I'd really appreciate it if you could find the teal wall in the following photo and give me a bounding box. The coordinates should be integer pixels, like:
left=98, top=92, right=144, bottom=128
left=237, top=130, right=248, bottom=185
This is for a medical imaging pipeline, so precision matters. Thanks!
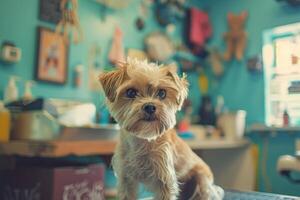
left=2, top=0, right=300, bottom=119
left=200, top=0, right=300, bottom=196
left=201, top=0, right=300, bottom=125
left=1, top=0, right=300, bottom=197
left=0, top=0, right=189, bottom=108
left=249, top=132, right=300, bottom=196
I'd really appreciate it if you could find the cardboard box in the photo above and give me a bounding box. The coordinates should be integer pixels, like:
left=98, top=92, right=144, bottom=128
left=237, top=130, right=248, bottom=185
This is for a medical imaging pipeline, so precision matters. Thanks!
left=0, top=164, right=105, bottom=200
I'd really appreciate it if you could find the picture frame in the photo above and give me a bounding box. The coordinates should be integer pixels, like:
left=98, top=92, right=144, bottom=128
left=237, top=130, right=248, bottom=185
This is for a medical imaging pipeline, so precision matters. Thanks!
left=35, top=27, right=68, bottom=84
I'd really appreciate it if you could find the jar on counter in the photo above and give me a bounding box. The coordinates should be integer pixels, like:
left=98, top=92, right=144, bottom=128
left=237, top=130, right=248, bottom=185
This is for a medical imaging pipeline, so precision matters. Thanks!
left=283, top=109, right=290, bottom=127
left=0, top=101, right=10, bottom=142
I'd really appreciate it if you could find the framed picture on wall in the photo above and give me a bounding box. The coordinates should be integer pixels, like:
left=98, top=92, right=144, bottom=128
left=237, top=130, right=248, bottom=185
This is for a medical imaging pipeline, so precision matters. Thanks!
left=35, top=27, right=68, bottom=84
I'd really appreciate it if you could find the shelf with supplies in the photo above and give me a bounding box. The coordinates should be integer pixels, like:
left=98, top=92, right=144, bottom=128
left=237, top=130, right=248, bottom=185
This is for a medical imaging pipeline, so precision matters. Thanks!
left=0, top=138, right=251, bottom=158
left=247, top=124, right=300, bottom=133
left=185, top=138, right=250, bottom=150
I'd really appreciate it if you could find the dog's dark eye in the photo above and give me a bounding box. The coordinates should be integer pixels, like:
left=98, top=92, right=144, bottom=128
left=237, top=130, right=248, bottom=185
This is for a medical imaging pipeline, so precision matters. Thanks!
left=126, top=88, right=138, bottom=98
left=157, top=89, right=166, bottom=100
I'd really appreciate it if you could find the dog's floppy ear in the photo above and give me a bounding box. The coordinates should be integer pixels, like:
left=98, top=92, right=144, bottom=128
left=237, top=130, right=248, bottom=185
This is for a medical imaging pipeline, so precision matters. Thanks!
left=99, top=66, right=127, bottom=102
left=162, top=64, right=189, bottom=110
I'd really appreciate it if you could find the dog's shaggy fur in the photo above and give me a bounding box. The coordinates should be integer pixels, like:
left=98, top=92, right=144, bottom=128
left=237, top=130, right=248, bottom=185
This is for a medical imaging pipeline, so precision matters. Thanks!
left=99, top=59, right=224, bottom=200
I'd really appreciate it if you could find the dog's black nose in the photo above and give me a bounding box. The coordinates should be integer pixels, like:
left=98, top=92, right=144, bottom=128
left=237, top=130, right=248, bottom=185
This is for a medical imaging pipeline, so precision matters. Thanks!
left=143, top=103, right=156, bottom=114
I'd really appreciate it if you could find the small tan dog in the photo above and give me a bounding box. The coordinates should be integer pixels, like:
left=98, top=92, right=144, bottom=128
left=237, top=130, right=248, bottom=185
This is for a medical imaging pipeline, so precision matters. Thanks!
left=99, top=59, right=224, bottom=200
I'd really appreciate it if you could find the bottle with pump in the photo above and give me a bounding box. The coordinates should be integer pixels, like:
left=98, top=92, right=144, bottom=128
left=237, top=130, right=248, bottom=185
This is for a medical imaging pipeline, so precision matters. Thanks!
left=4, top=76, right=19, bottom=103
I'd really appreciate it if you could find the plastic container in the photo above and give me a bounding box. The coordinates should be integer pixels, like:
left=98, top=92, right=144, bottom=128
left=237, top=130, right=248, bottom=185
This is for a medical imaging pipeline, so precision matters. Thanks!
left=217, top=110, right=247, bottom=140
left=4, top=76, right=19, bottom=103
left=0, top=101, right=11, bottom=142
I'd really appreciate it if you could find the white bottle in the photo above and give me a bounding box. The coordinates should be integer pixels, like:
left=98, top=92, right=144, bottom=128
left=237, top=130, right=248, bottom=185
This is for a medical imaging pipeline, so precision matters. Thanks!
left=4, top=76, right=19, bottom=103
left=215, top=95, right=225, bottom=116
left=23, top=80, right=35, bottom=100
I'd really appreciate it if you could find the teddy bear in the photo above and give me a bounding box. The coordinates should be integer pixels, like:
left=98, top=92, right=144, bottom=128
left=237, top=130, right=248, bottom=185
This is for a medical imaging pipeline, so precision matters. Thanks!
left=223, top=11, right=248, bottom=61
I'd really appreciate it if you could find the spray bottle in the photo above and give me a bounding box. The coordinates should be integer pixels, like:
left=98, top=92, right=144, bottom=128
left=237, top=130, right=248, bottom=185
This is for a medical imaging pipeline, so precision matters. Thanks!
left=4, top=76, right=19, bottom=103
left=23, top=80, right=35, bottom=100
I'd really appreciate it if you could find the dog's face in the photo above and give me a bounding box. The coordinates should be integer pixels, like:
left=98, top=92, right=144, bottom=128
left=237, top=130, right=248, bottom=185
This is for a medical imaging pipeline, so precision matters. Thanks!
left=99, top=59, right=188, bottom=140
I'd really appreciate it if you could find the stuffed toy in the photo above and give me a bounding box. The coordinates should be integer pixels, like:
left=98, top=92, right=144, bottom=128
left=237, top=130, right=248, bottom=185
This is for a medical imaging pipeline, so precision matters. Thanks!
left=223, top=11, right=248, bottom=61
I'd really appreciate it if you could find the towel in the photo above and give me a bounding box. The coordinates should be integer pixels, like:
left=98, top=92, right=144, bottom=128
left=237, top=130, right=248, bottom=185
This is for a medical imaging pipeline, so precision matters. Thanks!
left=189, top=8, right=212, bottom=47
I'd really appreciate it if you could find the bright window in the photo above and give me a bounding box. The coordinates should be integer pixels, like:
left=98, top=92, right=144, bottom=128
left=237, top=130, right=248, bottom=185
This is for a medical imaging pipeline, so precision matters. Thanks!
left=263, top=23, right=300, bottom=126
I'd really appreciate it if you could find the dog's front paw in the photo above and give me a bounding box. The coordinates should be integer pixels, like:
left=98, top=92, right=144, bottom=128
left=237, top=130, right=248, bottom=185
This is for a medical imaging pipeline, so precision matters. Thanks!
left=199, top=185, right=224, bottom=200
left=191, top=184, right=224, bottom=200
left=207, top=184, right=224, bottom=200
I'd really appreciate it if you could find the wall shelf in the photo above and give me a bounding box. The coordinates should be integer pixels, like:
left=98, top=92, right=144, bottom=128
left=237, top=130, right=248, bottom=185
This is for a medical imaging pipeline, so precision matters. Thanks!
left=248, top=124, right=300, bottom=133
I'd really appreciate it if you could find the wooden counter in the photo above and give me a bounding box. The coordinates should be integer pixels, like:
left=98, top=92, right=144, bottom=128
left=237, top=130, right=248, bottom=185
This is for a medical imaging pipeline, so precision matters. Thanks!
left=0, top=138, right=254, bottom=190
left=0, top=138, right=250, bottom=157
left=0, top=140, right=117, bottom=157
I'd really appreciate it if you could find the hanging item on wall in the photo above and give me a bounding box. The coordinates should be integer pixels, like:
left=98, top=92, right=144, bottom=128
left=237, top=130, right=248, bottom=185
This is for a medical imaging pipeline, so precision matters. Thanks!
left=247, top=55, right=262, bottom=72
left=155, top=0, right=185, bottom=26
left=223, top=11, right=248, bottom=61
left=73, top=64, right=83, bottom=87
left=36, top=27, right=68, bottom=84
left=88, top=44, right=103, bottom=91
left=134, top=0, right=153, bottom=31
left=95, top=0, right=132, bottom=9
left=179, top=59, right=194, bottom=72
left=0, top=41, right=22, bottom=64
left=208, top=48, right=224, bottom=77
left=144, top=32, right=174, bottom=62
left=184, top=8, right=212, bottom=57
left=55, top=0, right=83, bottom=44
left=135, top=18, right=145, bottom=31
left=174, top=51, right=198, bottom=72
left=127, top=49, right=148, bottom=61
left=39, top=0, right=62, bottom=24
left=109, top=26, right=126, bottom=64
left=166, top=24, right=176, bottom=35
left=198, top=70, right=209, bottom=95
left=141, top=0, right=153, bottom=16
left=135, top=2, right=145, bottom=31
left=276, top=0, right=300, bottom=6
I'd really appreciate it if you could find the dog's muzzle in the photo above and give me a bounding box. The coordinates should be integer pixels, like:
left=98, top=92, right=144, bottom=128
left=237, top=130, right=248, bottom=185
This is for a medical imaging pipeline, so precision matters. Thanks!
left=142, top=103, right=156, bottom=121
